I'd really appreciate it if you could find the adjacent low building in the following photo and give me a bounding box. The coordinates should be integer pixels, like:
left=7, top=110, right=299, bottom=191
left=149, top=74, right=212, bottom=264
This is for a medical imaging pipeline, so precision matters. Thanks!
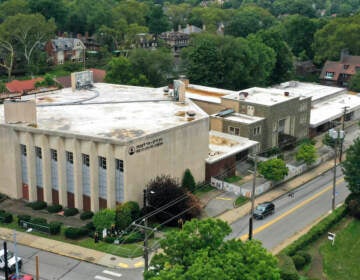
left=0, top=80, right=209, bottom=212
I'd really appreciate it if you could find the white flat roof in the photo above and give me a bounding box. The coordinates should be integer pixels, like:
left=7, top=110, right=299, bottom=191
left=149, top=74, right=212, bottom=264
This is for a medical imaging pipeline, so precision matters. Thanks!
left=224, top=113, right=264, bottom=124
left=222, top=87, right=299, bottom=106
left=0, top=83, right=208, bottom=141
left=185, top=84, right=236, bottom=104
left=273, top=81, right=346, bottom=103
left=310, top=93, right=360, bottom=127
left=206, top=130, right=258, bottom=164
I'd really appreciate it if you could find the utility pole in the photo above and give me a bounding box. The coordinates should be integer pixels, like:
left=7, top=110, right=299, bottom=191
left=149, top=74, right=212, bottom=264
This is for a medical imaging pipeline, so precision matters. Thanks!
left=332, top=142, right=337, bottom=211
left=339, top=106, right=348, bottom=162
left=248, top=153, right=257, bottom=240
left=3, top=241, right=9, bottom=280
left=143, top=189, right=149, bottom=273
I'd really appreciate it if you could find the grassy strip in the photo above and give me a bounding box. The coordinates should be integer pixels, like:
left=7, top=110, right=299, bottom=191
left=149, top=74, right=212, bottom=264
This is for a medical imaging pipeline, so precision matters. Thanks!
left=0, top=220, right=144, bottom=258
left=234, top=196, right=249, bottom=207
left=320, top=219, right=360, bottom=280
left=224, top=175, right=242, bottom=183
left=193, top=184, right=216, bottom=195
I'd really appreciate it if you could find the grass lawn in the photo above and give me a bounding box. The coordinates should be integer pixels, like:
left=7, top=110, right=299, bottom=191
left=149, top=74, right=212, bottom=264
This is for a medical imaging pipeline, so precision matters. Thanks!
left=224, top=175, right=242, bottom=183
left=320, top=218, right=360, bottom=280
left=234, top=196, right=249, bottom=207
left=193, top=184, right=216, bottom=196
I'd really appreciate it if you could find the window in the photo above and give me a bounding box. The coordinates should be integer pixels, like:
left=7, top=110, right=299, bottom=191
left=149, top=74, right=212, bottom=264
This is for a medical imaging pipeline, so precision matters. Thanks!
left=253, top=126, right=261, bottom=136
left=300, top=114, right=307, bottom=124
left=325, top=72, right=334, bottom=79
left=99, top=156, right=106, bottom=169
left=82, top=154, right=90, bottom=167
left=343, top=64, right=349, bottom=70
left=228, top=126, right=240, bottom=136
left=116, top=159, right=124, bottom=172
left=51, top=149, right=57, bottom=161
left=35, top=147, right=42, bottom=159
left=66, top=151, right=73, bottom=164
left=21, top=145, right=27, bottom=156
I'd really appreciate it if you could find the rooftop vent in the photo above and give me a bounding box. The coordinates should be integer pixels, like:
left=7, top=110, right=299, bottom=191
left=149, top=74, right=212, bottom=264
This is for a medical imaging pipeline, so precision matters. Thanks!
left=186, top=110, right=196, bottom=117
left=284, top=92, right=290, bottom=97
left=238, top=92, right=248, bottom=100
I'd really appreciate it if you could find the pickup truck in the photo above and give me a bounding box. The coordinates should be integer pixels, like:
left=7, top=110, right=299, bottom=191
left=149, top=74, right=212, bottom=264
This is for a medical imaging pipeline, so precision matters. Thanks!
left=0, top=249, right=22, bottom=273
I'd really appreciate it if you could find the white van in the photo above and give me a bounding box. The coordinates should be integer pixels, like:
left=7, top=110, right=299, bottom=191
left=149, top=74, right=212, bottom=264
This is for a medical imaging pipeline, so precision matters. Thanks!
left=0, top=249, right=22, bottom=273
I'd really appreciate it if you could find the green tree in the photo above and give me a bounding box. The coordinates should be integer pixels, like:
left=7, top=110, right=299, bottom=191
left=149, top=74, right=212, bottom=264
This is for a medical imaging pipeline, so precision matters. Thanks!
left=115, top=201, right=140, bottom=231
left=0, top=25, right=15, bottom=80
left=145, top=218, right=280, bottom=280
left=1, top=13, right=56, bottom=67
left=164, top=3, right=192, bottom=30
left=226, top=4, right=276, bottom=38
left=181, top=169, right=196, bottom=192
left=349, top=71, right=360, bottom=92
left=342, top=138, right=360, bottom=194
left=147, top=4, right=170, bottom=34
left=258, top=158, right=288, bottom=182
left=188, top=6, right=230, bottom=33
left=28, top=0, right=67, bottom=30
left=0, top=0, right=30, bottom=22
left=146, top=175, right=201, bottom=226
left=296, top=143, right=317, bottom=166
left=93, top=208, right=116, bottom=231
left=313, top=14, right=360, bottom=64
left=255, top=28, right=294, bottom=84
left=105, top=56, right=135, bottom=84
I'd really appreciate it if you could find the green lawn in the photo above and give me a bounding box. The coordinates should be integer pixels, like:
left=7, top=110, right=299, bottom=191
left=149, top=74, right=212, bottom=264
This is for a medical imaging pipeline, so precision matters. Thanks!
left=224, top=175, right=242, bottom=183
left=320, top=219, right=360, bottom=280
left=234, top=196, right=249, bottom=207
left=193, top=184, right=216, bottom=195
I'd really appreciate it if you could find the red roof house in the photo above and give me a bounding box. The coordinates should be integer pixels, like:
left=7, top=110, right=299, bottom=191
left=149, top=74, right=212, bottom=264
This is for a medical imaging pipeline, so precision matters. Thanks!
left=6, top=78, right=43, bottom=94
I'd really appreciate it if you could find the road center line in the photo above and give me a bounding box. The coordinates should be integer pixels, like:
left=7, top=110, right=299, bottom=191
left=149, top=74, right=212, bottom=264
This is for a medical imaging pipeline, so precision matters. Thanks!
left=239, top=178, right=344, bottom=240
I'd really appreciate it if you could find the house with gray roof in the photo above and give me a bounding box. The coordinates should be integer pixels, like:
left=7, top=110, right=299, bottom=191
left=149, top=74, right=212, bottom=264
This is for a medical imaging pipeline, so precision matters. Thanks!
left=45, top=37, right=86, bottom=65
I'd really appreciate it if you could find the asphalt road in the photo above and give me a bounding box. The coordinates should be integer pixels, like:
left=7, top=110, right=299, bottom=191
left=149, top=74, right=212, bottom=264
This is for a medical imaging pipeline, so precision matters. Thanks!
left=227, top=166, right=350, bottom=250
left=0, top=243, right=143, bottom=280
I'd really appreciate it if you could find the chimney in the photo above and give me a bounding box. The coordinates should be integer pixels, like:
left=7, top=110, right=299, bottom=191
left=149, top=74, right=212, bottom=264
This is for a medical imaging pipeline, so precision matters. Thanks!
left=85, top=31, right=89, bottom=39
left=173, top=80, right=186, bottom=102
left=179, top=75, right=189, bottom=87
left=340, top=49, right=349, bottom=62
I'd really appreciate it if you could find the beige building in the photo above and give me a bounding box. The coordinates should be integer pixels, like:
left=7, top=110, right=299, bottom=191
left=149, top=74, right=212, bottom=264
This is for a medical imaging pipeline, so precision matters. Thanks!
left=0, top=83, right=209, bottom=212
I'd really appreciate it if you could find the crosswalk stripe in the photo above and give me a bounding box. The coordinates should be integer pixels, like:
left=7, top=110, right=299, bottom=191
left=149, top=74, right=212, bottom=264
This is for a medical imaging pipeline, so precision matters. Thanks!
left=95, top=276, right=113, bottom=280
left=103, top=270, right=122, bottom=277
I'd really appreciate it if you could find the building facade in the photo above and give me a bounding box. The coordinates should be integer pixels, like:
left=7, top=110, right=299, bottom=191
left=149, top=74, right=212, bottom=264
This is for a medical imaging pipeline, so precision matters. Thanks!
left=0, top=83, right=209, bottom=212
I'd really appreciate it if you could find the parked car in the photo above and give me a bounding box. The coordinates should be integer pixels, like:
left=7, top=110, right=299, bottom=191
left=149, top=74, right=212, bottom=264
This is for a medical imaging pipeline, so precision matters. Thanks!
left=8, top=273, right=33, bottom=280
left=0, top=249, right=22, bottom=273
left=253, top=202, right=275, bottom=219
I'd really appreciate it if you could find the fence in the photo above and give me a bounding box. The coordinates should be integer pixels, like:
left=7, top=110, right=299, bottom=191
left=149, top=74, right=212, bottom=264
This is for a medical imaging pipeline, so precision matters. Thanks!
left=19, top=220, right=51, bottom=234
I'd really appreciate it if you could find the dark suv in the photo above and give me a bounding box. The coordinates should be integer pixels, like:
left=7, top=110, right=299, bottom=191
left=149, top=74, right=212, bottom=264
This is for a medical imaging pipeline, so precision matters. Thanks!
left=253, top=202, right=275, bottom=219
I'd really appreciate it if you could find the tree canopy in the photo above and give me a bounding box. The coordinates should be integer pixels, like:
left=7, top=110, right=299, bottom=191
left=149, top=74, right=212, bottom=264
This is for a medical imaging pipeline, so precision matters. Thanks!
left=296, top=143, right=317, bottom=166
left=258, top=158, right=289, bottom=182
left=145, top=218, right=280, bottom=280
left=342, top=138, right=360, bottom=194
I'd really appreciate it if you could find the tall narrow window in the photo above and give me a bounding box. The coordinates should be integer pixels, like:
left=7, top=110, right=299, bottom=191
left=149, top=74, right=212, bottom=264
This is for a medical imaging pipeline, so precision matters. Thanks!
left=115, top=159, right=124, bottom=203
left=82, top=154, right=90, bottom=196
left=20, top=145, right=28, bottom=184
left=51, top=149, right=58, bottom=190
left=66, top=151, right=74, bottom=193
left=98, top=156, right=107, bottom=199
left=35, top=147, right=43, bottom=188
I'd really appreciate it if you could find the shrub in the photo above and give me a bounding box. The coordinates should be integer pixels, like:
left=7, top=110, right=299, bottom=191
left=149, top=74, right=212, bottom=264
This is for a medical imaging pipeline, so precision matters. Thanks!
left=47, top=204, right=63, bottom=213
left=0, top=212, right=13, bottom=223
left=104, top=236, right=116, bottom=244
left=17, top=214, right=31, bottom=226
left=292, top=254, right=306, bottom=270
left=297, top=251, right=311, bottom=264
left=29, top=201, right=47, bottom=210
left=64, top=227, right=89, bottom=239
left=345, top=193, right=360, bottom=219
left=80, top=211, right=94, bottom=220
left=93, top=209, right=115, bottom=230
left=278, top=254, right=299, bottom=280
left=49, top=222, right=62, bottom=235
left=31, top=217, right=47, bottom=225
left=64, top=208, right=79, bottom=217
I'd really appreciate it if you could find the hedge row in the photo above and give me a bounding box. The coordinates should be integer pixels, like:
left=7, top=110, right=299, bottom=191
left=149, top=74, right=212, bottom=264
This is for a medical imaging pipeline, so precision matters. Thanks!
left=278, top=254, right=299, bottom=280
left=47, top=204, right=63, bottom=213
left=80, top=211, right=94, bottom=220
left=282, top=206, right=347, bottom=256
left=64, top=226, right=89, bottom=239
left=26, top=201, right=47, bottom=210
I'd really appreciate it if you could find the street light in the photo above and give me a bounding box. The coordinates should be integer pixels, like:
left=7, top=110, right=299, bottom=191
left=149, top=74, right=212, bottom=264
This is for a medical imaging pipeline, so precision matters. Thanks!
left=328, top=128, right=345, bottom=211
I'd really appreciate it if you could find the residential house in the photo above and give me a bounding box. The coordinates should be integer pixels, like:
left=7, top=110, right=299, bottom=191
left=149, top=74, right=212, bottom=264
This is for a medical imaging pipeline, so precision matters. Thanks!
left=320, top=50, right=360, bottom=87
left=45, top=37, right=86, bottom=65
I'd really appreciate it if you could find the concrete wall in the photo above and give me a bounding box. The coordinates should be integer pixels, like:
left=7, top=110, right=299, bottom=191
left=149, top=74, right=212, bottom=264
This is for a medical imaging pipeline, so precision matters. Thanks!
left=205, top=155, right=236, bottom=182
left=4, top=100, right=37, bottom=124
left=191, top=99, right=225, bottom=115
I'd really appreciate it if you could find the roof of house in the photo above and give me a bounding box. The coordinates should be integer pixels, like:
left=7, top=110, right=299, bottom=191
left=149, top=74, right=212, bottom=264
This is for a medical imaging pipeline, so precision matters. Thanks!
left=0, top=83, right=208, bottom=142
left=6, top=78, right=43, bottom=93
left=51, top=38, right=85, bottom=51
left=181, top=25, right=202, bottom=34
left=320, top=55, right=360, bottom=80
